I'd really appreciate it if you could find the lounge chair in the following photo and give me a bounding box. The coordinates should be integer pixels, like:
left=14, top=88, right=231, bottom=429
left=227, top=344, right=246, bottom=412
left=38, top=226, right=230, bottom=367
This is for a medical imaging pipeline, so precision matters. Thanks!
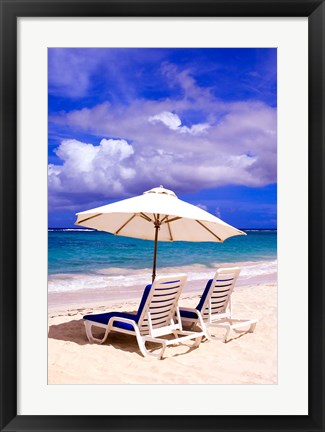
left=179, top=267, right=257, bottom=342
left=83, top=274, right=204, bottom=359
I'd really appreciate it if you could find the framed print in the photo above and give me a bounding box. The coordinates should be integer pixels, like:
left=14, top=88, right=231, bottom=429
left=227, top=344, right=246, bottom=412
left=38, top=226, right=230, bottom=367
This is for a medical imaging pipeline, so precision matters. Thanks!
left=0, top=0, right=324, bottom=431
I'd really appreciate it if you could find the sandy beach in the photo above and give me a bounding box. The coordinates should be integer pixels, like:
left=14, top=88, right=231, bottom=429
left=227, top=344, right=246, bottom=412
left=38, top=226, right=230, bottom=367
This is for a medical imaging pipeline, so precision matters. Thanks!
left=48, top=279, right=277, bottom=385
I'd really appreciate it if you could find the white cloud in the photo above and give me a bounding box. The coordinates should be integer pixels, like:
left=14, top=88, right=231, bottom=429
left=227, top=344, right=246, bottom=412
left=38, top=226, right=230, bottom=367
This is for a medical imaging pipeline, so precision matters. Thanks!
left=228, top=154, right=258, bottom=169
left=49, top=68, right=276, bottom=209
left=149, top=111, right=181, bottom=130
left=149, top=111, right=210, bottom=135
left=48, top=49, right=105, bottom=98
left=179, top=123, right=210, bottom=135
left=49, top=138, right=135, bottom=208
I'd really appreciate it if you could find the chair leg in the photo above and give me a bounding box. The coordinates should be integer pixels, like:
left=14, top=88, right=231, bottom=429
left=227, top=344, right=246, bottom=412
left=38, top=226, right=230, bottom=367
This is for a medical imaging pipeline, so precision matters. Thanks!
left=84, top=321, right=101, bottom=343
left=133, top=327, right=150, bottom=357
left=249, top=322, right=257, bottom=333
left=192, top=335, right=203, bottom=348
left=196, top=314, right=211, bottom=341
left=223, top=327, right=231, bottom=343
left=84, top=321, right=93, bottom=341
left=140, top=337, right=168, bottom=359
left=202, top=327, right=213, bottom=341
left=137, top=338, right=150, bottom=358
left=84, top=321, right=110, bottom=344
left=158, top=343, right=167, bottom=360
left=224, top=320, right=257, bottom=342
left=134, top=328, right=167, bottom=359
left=232, top=320, right=257, bottom=334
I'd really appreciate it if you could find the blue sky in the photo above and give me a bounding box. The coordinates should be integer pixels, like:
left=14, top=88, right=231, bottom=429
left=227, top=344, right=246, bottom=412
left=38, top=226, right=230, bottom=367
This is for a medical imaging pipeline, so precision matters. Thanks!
left=48, top=48, right=277, bottom=229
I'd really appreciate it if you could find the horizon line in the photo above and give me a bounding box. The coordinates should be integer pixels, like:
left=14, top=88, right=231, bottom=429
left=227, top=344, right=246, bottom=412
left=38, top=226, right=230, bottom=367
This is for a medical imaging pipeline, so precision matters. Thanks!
left=48, top=227, right=277, bottom=231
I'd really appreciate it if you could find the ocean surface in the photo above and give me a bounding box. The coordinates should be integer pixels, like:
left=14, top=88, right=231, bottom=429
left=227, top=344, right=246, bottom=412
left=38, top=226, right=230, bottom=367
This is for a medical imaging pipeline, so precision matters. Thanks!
left=48, top=229, right=277, bottom=293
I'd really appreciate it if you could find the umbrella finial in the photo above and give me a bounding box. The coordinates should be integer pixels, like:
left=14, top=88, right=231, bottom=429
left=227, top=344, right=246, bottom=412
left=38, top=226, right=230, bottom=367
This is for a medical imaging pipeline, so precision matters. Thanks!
left=144, top=186, right=177, bottom=197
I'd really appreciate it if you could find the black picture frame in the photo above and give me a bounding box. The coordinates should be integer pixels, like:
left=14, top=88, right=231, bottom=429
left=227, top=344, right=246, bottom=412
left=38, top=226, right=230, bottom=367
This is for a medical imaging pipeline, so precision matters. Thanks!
left=1, top=1, right=324, bottom=431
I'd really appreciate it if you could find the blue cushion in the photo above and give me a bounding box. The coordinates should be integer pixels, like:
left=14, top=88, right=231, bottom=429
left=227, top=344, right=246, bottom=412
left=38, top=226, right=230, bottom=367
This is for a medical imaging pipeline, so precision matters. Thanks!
left=181, top=277, right=234, bottom=318
left=136, top=284, right=152, bottom=320
left=83, top=311, right=137, bottom=331
left=179, top=309, right=200, bottom=319
left=179, top=279, right=213, bottom=319
left=196, top=279, right=213, bottom=311
left=83, top=284, right=153, bottom=331
left=178, top=280, right=213, bottom=320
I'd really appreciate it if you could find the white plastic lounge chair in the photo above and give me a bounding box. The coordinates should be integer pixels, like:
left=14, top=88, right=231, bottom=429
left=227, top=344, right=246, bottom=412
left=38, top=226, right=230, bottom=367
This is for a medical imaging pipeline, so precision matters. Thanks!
left=83, top=274, right=204, bottom=359
left=179, top=267, right=257, bottom=342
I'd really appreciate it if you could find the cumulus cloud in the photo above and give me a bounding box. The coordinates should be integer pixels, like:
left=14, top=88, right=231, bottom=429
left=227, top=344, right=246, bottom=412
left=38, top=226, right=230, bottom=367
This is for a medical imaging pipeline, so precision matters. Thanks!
left=149, top=111, right=210, bottom=135
left=49, top=138, right=135, bottom=208
left=49, top=63, right=276, bottom=210
left=149, top=111, right=181, bottom=130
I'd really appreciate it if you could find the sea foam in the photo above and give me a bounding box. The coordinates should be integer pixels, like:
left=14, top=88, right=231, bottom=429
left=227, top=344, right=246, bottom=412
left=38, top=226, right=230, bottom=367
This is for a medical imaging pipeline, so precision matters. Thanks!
left=48, top=259, right=277, bottom=293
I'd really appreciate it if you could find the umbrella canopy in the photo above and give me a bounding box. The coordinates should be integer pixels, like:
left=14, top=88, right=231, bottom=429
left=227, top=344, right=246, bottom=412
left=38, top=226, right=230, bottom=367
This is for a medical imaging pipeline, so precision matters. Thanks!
left=75, top=186, right=246, bottom=281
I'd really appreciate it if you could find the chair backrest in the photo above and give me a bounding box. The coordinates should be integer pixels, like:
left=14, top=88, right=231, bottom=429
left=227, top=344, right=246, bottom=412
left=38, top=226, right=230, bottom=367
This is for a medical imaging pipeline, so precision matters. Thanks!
left=137, top=274, right=187, bottom=336
left=198, top=267, right=240, bottom=321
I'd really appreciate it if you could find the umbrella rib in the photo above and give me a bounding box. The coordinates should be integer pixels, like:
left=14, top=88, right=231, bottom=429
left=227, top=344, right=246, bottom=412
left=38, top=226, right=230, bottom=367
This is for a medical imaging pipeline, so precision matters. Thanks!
left=76, top=213, right=102, bottom=224
left=166, top=218, right=173, bottom=241
left=195, top=220, right=223, bottom=242
left=162, top=216, right=182, bottom=224
left=115, top=213, right=137, bottom=235
left=160, top=215, right=169, bottom=224
left=140, top=212, right=153, bottom=222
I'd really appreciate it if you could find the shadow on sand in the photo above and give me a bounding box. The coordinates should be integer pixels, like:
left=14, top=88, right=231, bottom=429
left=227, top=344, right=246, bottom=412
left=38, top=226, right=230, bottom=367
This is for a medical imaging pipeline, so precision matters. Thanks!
left=48, top=318, right=206, bottom=358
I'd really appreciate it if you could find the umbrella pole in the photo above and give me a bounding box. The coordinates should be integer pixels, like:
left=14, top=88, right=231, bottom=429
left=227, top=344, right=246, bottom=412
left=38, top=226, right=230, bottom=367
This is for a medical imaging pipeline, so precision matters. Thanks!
left=152, top=224, right=159, bottom=283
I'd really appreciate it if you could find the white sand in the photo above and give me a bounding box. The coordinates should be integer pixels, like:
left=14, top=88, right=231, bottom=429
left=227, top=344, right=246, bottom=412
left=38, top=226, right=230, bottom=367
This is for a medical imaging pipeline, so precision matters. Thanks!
left=48, top=282, right=277, bottom=384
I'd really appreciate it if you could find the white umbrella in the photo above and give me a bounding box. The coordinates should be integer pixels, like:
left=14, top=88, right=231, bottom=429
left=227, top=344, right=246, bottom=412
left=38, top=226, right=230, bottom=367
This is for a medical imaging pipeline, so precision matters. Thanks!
left=75, top=186, right=246, bottom=281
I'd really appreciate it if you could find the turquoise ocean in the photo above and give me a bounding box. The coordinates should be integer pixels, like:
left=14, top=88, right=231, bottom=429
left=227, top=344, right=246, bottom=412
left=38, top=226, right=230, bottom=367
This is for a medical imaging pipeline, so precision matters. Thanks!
left=48, top=229, right=277, bottom=293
